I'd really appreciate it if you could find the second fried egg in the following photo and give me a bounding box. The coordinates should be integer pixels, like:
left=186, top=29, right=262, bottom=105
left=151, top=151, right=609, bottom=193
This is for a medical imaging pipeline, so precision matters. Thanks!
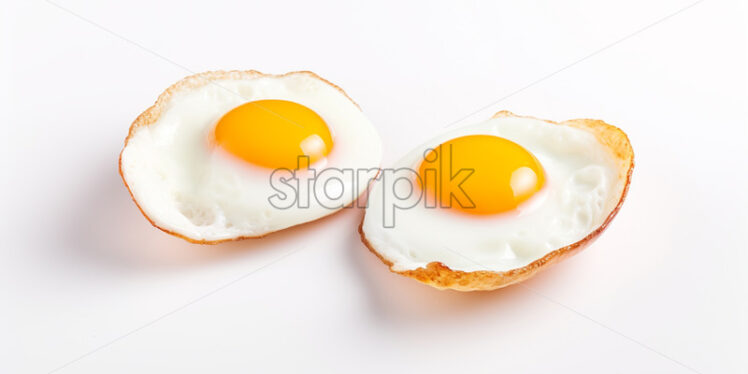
left=362, top=112, right=628, bottom=274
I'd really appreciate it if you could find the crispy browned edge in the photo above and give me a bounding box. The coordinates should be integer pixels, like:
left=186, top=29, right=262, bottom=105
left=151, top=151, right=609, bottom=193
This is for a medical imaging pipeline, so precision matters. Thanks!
left=358, top=110, right=635, bottom=291
left=119, top=70, right=365, bottom=244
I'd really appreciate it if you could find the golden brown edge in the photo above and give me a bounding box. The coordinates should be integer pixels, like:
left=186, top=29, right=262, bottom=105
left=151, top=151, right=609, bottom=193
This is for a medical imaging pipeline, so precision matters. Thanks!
left=358, top=110, right=635, bottom=291
left=119, top=70, right=365, bottom=244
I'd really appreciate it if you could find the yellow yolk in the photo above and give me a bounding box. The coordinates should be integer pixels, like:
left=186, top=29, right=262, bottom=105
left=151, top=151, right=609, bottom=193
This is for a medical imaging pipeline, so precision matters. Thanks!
left=213, top=99, right=333, bottom=169
left=418, top=135, right=545, bottom=215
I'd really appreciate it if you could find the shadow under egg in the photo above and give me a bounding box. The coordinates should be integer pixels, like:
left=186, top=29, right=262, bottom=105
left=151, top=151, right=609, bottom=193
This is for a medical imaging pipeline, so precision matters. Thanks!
left=344, top=204, right=595, bottom=329
left=58, top=156, right=341, bottom=273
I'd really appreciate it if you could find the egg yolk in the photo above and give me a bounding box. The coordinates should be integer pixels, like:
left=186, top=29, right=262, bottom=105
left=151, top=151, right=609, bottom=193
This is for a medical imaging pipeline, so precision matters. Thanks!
left=418, top=135, right=545, bottom=215
left=213, top=100, right=333, bottom=169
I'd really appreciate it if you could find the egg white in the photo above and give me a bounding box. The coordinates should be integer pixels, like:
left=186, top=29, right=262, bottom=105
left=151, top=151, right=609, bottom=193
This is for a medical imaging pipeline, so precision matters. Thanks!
left=362, top=115, right=623, bottom=272
left=121, top=72, right=382, bottom=241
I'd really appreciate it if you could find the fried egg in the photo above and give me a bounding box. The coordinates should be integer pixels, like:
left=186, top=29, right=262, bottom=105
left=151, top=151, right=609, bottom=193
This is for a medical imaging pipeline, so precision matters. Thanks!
left=120, top=70, right=382, bottom=243
left=360, top=111, right=633, bottom=291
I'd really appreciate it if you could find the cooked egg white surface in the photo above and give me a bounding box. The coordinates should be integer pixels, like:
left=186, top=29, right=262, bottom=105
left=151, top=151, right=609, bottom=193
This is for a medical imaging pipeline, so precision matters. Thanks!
left=121, top=73, right=381, bottom=241
left=362, top=116, right=622, bottom=272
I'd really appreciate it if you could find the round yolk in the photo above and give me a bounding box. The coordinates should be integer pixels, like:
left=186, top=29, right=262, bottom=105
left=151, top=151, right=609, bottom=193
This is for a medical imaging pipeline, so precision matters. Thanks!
left=418, top=135, right=545, bottom=215
left=213, top=99, right=334, bottom=169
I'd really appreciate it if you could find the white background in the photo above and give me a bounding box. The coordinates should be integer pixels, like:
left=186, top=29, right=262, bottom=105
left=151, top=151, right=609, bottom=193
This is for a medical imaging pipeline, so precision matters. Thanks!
left=2, top=0, right=746, bottom=373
